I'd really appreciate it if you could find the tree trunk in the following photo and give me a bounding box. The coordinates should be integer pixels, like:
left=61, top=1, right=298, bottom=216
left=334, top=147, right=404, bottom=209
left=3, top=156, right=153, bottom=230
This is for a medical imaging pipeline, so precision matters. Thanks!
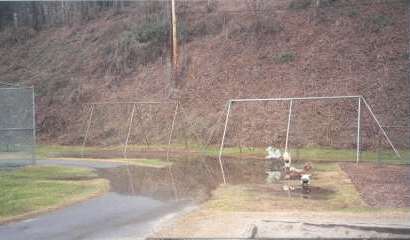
left=31, top=1, right=40, bottom=30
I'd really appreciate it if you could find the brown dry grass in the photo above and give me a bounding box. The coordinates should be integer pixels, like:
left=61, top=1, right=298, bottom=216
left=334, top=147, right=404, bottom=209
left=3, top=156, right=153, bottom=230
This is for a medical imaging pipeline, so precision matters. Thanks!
left=0, top=0, right=408, bottom=148
left=204, top=163, right=366, bottom=212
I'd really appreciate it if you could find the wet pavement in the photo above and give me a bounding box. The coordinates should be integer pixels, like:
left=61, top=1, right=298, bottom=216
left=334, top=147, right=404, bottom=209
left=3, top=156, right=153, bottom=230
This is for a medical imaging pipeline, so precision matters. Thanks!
left=0, top=193, right=189, bottom=240
left=0, top=157, right=231, bottom=240
left=5, top=156, right=408, bottom=239
left=0, top=157, right=297, bottom=239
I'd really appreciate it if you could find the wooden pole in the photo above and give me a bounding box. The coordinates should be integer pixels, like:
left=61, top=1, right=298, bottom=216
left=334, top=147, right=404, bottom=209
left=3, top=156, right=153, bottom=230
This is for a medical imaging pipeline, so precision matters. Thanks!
left=171, top=0, right=178, bottom=72
left=356, top=98, right=361, bottom=164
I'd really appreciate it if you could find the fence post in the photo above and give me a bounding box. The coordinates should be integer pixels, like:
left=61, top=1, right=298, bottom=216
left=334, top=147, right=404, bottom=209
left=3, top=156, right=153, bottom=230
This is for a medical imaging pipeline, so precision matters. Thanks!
left=32, top=87, right=36, bottom=165
left=356, top=97, right=361, bottom=164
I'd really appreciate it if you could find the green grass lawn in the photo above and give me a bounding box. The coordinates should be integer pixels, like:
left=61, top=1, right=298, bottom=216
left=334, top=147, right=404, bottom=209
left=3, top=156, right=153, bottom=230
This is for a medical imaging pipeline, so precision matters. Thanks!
left=50, top=157, right=171, bottom=168
left=208, top=146, right=410, bottom=164
left=0, top=166, right=109, bottom=223
left=36, top=143, right=205, bottom=158
left=36, top=144, right=410, bottom=165
left=36, top=145, right=93, bottom=159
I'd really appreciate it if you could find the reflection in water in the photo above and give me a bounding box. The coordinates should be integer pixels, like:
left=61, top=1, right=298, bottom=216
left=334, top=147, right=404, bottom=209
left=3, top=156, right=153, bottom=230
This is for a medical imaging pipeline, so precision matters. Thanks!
left=97, top=157, right=269, bottom=202
left=98, top=157, right=331, bottom=203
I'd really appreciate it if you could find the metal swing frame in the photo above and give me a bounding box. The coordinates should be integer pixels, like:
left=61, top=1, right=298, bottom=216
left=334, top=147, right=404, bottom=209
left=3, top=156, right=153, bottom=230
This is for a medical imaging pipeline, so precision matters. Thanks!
left=217, top=95, right=401, bottom=184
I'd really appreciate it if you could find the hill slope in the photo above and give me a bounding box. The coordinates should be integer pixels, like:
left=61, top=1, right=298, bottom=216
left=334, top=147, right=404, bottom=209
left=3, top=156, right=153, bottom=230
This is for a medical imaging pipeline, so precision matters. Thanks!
left=0, top=0, right=409, bottom=149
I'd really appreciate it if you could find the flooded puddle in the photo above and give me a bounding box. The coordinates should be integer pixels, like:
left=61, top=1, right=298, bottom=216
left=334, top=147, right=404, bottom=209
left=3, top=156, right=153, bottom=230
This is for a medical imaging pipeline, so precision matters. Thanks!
left=247, top=184, right=335, bottom=200
left=97, top=157, right=329, bottom=202
left=0, top=157, right=340, bottom=240
left=97, top=157, right=226, bottom=202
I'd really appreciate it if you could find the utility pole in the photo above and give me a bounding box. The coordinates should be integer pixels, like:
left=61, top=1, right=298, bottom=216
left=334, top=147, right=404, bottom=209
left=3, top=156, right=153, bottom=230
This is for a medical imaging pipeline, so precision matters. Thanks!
left=169, top=0, right=180, bottom=99
left=171, top=0, right=178, bottom=74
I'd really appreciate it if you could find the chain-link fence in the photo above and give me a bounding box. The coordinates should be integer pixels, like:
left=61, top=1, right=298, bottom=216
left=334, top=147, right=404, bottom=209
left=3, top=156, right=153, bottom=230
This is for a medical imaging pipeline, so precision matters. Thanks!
left=0, top=87, right=35, bottom=166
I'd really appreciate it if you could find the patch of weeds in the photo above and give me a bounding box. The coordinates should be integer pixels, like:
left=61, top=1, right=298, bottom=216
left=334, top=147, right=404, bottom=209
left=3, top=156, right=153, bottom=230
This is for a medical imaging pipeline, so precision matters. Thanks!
left=367, top=15, right=393, bottom=32
left=289, top=0, right=311, bottom=10
left=100, top=128, right=116, bottom=139
left=228, top=17, right=282, bottom=40
left=104, top=20, right=168, bottom=75
left=179, top=16, right=223, bottom=42
left=51, top=78, right=70, bottom=92
left=117, top=21, right=168, bottom=47
left=131, top=22, right=168, bottom=44
left=317, top=0, right=339, bottom=8
left=0, top=144, right=20, bottom=152
left=401, top=52, right=409, bottom=60
left=274, top=52, right=296, bottom=64
left=180, top=21, right=207, bottom=41
left=347, top=9, right=358, bottom=18
left=253, top=18, right=283, bottom=35
left=206, top=0, right=218, bottom=13
left=35, top=80, right=49, bottom=97
left=0, top=27, right=36, bottom=47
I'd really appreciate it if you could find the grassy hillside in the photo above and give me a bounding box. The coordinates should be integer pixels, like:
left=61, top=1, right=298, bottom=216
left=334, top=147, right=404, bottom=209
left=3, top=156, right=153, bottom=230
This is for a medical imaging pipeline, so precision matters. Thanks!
left=0, top=0, right=408, bottom=150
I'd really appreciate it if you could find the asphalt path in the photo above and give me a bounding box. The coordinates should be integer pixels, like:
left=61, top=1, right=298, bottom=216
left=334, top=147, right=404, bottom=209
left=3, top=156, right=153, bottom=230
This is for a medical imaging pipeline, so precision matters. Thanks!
left=0, top=193, right=187, bottom=240
left=0, top=159, right=188, bottom=240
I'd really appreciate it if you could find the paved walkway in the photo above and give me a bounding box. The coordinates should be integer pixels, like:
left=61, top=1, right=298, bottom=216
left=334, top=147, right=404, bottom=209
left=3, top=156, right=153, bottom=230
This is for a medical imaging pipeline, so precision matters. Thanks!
left=0, top=159, right=189, bottom=240
left=0, top=193, right=187, bottom=240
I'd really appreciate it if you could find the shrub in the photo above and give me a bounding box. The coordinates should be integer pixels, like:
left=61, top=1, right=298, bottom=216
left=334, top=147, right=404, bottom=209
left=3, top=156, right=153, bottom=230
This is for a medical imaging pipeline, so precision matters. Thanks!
left=228, top=17, right=282, bottom=39
left=252, top=17, right=283, bottom=35
left=289, top=0, right=311, bottom=10
left=178, top=16, right=224, bottom=42
left=347, top=9, right=358, bottom=18
left=368, top=15, right=393, bottom=32
left=122, top=21, right=168, bottom=44
left=0, top=26, right=36, bottom=47
left=104, top=21, right=168, bottom=75
left=133, top=22, right=168, bottom=43
left=274, top=52, right=296, bottom=64
left=206, top=0, right=218, bottom=13
left=316, top=0, right=339, bottom=8
left=35, top=79, right=49, bottom=97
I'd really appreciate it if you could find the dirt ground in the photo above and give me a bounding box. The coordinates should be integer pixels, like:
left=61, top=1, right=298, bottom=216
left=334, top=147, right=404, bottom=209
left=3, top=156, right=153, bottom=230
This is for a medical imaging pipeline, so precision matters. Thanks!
left=152, top=210, right=410, bottom=238
left=340, top=163, right=410, bottom=208
left=151, top=162, right=410, bottom=238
